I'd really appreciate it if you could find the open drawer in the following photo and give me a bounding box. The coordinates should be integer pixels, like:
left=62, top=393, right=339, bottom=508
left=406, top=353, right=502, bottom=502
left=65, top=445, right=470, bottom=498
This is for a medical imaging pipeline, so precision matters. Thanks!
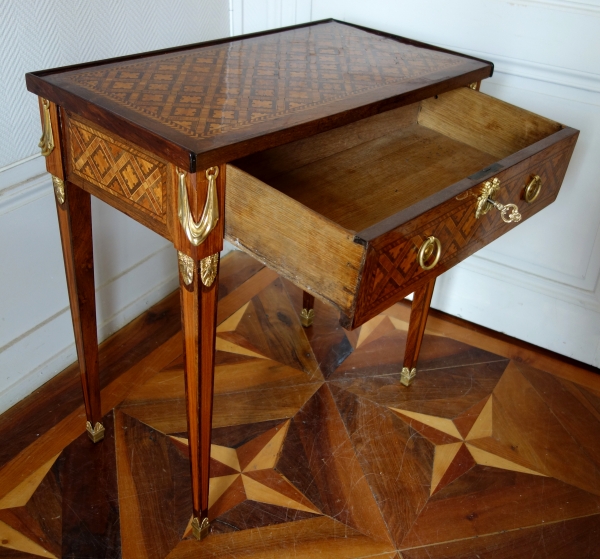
left=225, top=87, right=578, bottom=329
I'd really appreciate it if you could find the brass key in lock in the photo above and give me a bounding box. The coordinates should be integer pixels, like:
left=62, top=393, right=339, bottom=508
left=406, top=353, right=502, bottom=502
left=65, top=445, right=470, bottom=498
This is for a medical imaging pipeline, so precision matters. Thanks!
left=475, top=177, right=522, bottom=223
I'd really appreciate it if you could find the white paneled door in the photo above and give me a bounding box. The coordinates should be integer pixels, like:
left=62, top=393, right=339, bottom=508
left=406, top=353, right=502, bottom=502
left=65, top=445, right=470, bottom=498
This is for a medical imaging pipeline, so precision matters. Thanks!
left=232, top=0, right=600, bottom=367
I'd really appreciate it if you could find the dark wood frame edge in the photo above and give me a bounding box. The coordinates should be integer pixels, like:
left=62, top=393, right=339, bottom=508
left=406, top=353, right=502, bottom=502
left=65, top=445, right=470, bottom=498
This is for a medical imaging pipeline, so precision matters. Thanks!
left=25, top=19, right=494, bottom=172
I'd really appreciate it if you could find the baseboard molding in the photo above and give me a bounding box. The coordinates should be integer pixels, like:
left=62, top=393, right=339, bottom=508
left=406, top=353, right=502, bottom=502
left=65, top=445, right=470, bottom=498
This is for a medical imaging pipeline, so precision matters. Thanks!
left=0, top=154, right=45, bottom=188
left=432, top=263, right=600, bottom=367
left=463, top=253, right=600, bottom=314
left=0, top=244, right=180, bottom=415
left=0, top=155, right=235, bottom=416
left=0, top=242, right=236, bottom=416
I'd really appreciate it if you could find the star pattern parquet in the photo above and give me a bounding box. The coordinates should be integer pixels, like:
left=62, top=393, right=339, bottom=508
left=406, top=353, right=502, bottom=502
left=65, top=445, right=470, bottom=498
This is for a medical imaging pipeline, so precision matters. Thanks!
left=62, top=22, right=469, bottom=141
left=0, top=251, right=599, bottom=558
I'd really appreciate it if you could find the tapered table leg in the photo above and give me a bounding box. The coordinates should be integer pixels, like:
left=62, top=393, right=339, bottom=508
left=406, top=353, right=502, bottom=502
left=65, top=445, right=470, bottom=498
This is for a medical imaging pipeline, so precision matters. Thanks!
left=178, top=251, right=219, bottom=540
left=401, top=278, right=436, bottom=387
left=300, top=291, right=315, bottom=327
left=55, top=181, right=104, bottom=442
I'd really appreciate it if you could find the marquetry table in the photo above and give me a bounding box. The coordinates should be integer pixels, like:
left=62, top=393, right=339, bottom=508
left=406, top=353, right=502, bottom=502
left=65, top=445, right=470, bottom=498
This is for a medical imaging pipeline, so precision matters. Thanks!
left=26, top=19, right=578, bottom=540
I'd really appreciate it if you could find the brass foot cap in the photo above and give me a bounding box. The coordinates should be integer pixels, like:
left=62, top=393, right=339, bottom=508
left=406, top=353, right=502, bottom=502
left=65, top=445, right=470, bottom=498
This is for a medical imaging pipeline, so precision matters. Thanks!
left=300, top=308, right=315, bottom=328
left=191, top=517, right=210, bottom=540
left=86, top=421, right=105, bottom=443
left=400, top=367, right=417, bottom=387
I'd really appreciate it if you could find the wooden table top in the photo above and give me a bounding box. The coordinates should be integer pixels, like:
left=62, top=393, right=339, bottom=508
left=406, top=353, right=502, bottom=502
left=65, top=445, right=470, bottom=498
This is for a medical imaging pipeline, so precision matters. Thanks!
left=26, top=20, right=493, bottom=170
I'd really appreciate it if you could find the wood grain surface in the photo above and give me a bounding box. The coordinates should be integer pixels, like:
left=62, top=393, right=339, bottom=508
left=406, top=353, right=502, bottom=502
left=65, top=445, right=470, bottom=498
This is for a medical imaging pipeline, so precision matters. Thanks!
left=257, top=123, right=496, bottom=232
left=403, top=279, right=436, bottom=371
left=1, top=251, right=598, bottom=559
left=225, top=164, right=365, bottom=315
left=228, top=87, right=576, bottom=329
left=419, top=87, right=563, bottom=160
left=179, top=255, right=220, bottom=521
left=234, top=103, right=421, bottom=183
left=55, top=181, right=102, bottom=428
left=349, top=129, right=578, bottom=327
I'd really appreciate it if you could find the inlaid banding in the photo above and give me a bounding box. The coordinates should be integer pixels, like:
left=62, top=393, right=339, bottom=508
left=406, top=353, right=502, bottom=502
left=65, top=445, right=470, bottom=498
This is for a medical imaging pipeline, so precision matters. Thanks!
left=68, top=116, right=167, bottom=221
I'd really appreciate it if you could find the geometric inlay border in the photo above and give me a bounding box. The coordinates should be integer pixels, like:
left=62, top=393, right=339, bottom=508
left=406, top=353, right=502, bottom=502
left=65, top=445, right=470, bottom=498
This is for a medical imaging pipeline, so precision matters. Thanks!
left=69, top=116, right=167, bottom=221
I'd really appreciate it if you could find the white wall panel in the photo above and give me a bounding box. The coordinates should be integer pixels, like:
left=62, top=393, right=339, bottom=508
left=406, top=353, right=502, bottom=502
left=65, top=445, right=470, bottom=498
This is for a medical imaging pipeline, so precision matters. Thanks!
left=232, top=0, right=600, bottom=366
left=312, top=0, right=600, bottom=75
left=0, top=0, right=230, bottom=167
left=231, top=0, right=311, bottom=33
left=0, top=0, right=231, bottom=414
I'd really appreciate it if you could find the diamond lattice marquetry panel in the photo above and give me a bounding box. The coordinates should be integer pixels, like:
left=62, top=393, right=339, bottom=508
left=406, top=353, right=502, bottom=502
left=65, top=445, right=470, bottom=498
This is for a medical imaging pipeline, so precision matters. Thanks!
left=356, top=139, right=575, bottom=324
left=69, top=116, right=167, bottom=220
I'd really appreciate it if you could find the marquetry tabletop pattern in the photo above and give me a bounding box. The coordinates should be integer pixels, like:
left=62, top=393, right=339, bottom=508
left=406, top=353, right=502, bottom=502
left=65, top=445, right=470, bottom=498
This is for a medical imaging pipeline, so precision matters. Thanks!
left=48, top=22, right=480, bottom=149
left=1, top=251, right=599, bottom=558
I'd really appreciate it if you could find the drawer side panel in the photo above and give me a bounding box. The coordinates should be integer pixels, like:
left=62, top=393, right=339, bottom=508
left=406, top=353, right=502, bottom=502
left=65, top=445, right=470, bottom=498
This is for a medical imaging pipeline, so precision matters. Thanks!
left=225, top=165, right=365, bottom=314
left=419, top=88, right=563, bottom=160
left=348, top=130, right=578, bottom=328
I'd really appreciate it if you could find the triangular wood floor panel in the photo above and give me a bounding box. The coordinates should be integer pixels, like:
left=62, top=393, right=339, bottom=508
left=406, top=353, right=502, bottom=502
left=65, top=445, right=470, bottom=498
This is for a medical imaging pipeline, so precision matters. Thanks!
left=1, top=251, right=599, bottom=558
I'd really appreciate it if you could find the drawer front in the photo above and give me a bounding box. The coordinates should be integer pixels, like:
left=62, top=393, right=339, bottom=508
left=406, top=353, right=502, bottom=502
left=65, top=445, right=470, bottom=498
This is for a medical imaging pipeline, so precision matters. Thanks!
left=349, top=130, right=578, bottom=328
left=65, top=112, right=171, bottom=238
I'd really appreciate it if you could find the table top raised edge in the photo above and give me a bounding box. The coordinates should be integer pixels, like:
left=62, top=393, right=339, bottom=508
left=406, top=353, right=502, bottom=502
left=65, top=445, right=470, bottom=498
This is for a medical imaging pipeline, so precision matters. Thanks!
left=26, top=19, right=494, bottom=172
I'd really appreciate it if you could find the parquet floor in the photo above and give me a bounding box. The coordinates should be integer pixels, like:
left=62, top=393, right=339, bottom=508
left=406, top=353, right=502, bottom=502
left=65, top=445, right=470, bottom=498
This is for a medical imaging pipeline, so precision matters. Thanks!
left=1, top=251, right=599, bottom=559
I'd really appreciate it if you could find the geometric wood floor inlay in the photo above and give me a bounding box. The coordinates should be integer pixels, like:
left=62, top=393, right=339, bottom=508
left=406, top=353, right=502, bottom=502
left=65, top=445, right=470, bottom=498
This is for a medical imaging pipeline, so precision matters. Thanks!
left=1, top=250, right=599, bottom=558
left=391, top=393, right=547, bottom=497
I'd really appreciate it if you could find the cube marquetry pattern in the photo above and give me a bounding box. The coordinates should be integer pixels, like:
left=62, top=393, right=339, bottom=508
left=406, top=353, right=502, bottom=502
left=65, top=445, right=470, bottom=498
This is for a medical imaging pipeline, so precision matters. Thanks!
left=65, top=23, right=467, bottom=141
left=69, top=116, right=167, bottom=222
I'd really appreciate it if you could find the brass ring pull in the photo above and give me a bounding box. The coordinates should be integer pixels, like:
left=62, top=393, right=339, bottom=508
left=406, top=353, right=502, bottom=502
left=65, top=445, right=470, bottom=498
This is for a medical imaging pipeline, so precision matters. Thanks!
left=418, top=236, right=442, bottom=270
left=525, top=175, right=542, bottom=203
left=178, top=166, right=220, bottom=246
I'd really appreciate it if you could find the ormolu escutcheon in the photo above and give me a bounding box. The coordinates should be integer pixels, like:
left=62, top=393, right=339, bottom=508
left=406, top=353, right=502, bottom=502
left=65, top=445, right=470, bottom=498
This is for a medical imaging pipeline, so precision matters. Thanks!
left=178, top=167, right=219, bottom=246
left=476, top=177, right=522, bottom=223
left=39, top=98, right=55, bottom=157
left=475, top=177, right=501, bottom=219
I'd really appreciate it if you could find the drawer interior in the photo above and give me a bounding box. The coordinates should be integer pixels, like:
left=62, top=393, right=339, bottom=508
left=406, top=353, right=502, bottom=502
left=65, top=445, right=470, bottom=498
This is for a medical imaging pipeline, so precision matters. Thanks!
left=233, top=88, right=564, bottom=233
